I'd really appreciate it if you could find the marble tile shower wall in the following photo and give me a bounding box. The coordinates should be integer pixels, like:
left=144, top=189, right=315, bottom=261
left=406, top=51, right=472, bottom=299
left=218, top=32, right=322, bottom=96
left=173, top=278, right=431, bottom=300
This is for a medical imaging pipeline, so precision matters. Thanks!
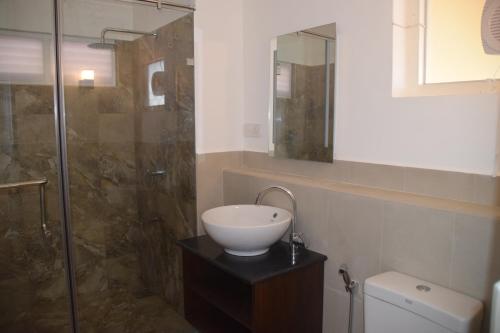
left=0, top=14, right=195, bottom=331
left=65, top=15, right=196, bottom=322
left=223, top=169, right=500, bottom=333
left=131, top=15, right=196, bottom=312
left=63, top=39, right=147, bottom=328
left=0, top=84, right=71, bottom=331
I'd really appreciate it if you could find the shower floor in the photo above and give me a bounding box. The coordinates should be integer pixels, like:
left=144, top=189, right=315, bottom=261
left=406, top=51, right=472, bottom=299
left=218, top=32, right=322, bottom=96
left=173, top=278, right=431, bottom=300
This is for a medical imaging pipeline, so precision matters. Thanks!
left=1, top=288, right=196, bottom=333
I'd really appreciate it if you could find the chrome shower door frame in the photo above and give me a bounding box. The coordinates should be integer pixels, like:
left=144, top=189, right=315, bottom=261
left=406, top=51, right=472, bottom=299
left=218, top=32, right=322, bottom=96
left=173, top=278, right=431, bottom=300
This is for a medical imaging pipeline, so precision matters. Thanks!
left=49, top=1, right=196, bottom=332
left=52, top=1, right=80, bottom=332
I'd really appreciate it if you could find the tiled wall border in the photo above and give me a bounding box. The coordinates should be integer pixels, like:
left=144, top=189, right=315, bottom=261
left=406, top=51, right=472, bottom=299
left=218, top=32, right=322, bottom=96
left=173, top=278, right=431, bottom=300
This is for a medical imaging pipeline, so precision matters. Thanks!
left=224, top=168, right=500, bottom=219
left=196, top=150, right=500, bottom=230
left=242, top=151, right=500, bottom=207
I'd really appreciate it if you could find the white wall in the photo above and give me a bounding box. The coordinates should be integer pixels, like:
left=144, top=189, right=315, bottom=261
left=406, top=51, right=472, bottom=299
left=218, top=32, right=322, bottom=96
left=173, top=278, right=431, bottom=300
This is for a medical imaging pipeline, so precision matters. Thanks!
left=194, top=0, right=245, bottom=154
left=241, top=0, right=499, bottom=175
left=0, top=0, right=53, bottom=33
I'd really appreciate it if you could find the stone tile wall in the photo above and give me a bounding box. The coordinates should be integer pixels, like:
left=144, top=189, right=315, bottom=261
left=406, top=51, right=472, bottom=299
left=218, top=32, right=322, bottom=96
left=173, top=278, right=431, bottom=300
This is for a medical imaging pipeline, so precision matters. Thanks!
left=0, top=13, right=196, bottom=332
left=0, top=83, right=71, bottom=331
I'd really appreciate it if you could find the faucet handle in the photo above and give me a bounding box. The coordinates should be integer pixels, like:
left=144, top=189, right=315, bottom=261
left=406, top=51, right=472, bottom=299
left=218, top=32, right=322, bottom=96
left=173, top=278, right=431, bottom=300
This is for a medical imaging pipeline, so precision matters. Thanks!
left=291, top=232, right=307, bottom=249
left=299, top=233, right=308, bottom=248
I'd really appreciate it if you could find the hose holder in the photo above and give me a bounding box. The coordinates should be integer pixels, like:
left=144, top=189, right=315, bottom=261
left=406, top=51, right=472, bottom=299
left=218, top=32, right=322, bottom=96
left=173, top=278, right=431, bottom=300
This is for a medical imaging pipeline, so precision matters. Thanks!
left=339, top=264, right=359, bottom=293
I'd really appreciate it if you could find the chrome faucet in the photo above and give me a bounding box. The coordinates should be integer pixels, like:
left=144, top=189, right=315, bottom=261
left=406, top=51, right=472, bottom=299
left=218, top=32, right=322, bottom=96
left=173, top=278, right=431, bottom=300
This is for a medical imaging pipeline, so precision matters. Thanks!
left=255, top=186, right=304, bottom=264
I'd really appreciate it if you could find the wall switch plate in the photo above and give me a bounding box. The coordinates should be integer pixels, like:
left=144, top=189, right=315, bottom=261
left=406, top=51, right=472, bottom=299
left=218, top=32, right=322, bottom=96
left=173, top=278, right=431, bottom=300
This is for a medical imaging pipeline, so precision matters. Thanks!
left=244, top=123, right=262, bottom=138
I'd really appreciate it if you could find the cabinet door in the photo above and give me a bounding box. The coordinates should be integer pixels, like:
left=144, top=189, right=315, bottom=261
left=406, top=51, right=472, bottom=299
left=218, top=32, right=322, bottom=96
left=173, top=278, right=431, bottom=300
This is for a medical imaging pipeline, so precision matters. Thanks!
left=252, top=263, right=324, bottom=333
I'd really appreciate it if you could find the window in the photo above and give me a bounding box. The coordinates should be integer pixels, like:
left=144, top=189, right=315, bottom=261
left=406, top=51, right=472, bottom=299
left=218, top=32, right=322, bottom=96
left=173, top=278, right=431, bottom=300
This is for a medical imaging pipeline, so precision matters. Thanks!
left=0, top=33, right=115, bottom=87
left=0, top=35, right=45, bottom=84
left=424, top=0, right=500, bottom=84
left=392, top=0, right=500, bottom=96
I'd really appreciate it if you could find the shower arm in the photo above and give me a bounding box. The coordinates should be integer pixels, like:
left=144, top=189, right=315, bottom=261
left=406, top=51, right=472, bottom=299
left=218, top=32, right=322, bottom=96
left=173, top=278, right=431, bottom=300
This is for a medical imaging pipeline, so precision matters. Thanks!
left=100, top=28, right=158, bottom=43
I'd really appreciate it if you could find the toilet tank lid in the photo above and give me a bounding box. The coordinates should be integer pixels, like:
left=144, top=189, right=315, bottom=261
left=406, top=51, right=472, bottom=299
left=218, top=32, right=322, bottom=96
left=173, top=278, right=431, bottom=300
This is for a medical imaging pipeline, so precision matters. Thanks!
left=364, top=272, right=483, bottom=333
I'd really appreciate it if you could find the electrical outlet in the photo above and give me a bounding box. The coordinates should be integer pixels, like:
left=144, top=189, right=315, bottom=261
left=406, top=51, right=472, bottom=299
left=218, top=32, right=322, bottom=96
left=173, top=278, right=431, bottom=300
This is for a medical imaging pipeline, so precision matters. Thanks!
left=244, top=123, right=262, bottom=138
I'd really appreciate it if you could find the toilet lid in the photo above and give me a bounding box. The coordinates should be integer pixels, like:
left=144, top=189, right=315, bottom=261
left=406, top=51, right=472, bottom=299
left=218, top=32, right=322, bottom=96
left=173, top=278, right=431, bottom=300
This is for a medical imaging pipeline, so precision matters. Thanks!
left=365, top=272, right=483, bottom=333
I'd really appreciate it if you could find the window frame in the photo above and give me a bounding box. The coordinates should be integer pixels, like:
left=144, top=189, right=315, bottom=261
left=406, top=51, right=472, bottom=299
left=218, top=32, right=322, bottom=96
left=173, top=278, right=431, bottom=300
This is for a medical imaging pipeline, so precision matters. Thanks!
left=392, top=0, right=500, bottom=97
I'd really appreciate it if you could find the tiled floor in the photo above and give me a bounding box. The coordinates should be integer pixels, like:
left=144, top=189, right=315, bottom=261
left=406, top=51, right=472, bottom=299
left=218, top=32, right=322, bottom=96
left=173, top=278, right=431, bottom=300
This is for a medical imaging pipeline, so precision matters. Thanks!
left=1, top=290, right=196, bottom=333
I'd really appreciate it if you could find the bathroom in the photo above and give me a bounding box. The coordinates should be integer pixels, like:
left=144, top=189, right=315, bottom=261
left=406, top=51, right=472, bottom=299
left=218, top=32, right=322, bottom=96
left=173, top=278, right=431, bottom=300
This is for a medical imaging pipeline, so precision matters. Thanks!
left=0, top=0, right=499, bottom=332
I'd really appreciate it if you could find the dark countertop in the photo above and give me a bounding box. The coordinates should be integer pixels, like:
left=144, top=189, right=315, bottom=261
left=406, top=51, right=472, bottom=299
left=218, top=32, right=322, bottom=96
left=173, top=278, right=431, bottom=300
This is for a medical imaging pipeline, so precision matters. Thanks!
left=177, top=235, right=328, bottom=285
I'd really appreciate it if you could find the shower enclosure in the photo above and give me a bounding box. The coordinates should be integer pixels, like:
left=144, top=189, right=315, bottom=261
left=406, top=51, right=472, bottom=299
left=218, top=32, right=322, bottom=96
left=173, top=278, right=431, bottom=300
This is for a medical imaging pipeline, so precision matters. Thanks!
left=0, top=0, right=196, bottom=332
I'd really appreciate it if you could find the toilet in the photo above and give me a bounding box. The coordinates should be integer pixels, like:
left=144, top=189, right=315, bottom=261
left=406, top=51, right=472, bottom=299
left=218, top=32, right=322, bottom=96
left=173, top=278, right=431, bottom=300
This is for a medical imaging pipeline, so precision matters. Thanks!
left=490, top=281, right=500, bottom=333
left=364, top=272, right=483, bottom=333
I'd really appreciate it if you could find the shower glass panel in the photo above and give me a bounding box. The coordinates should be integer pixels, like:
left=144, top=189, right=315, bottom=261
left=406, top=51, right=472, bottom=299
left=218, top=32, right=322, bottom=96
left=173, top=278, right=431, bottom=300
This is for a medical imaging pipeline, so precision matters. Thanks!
left=0, top=0, right=73, bottom=332
left=61, top=0, right=196, bottom=332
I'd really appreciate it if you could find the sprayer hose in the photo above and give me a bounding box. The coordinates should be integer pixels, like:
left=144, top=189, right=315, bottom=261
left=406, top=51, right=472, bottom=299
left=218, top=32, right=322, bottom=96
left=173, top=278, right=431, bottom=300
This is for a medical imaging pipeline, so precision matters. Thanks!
left=348, top=289, right=354, bottom=333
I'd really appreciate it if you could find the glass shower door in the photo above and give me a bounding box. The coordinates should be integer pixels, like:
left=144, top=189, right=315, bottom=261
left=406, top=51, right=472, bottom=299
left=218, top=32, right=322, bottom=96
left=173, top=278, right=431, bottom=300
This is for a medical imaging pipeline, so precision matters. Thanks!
left=0, top=1, right=73, bottom=332
left=60, top=1, right=196, bottom=332
left=0, top=0, right=196, bottom=331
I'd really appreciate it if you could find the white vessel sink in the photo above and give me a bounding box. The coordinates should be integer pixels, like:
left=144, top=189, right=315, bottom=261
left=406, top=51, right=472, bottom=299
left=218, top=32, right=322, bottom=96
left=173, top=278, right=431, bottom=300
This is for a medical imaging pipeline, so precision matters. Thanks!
left=201, top=205, right=292, bottom=256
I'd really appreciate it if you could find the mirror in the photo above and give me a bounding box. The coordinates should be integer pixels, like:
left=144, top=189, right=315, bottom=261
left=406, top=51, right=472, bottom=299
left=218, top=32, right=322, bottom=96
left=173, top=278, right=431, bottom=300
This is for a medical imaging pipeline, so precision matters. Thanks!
left=269, top=23, right=336, bottom=163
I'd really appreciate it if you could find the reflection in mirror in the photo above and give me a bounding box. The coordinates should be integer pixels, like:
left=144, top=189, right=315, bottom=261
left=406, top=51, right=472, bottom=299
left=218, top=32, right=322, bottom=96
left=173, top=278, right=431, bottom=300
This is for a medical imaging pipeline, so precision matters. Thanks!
left=269, top=23, right=336, bottom=163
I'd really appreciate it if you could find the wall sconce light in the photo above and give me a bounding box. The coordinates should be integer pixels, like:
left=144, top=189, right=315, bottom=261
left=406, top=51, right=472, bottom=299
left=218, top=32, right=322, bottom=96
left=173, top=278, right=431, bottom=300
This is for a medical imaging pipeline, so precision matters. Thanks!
left=79, top=69, right=95, bottom=88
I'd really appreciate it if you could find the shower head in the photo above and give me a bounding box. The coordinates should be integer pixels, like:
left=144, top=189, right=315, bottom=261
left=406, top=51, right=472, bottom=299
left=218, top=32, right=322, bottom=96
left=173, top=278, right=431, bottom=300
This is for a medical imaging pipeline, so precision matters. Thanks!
left=87, top=42, right=116, bottom=50
left=87, top=27, right=157, bottom=50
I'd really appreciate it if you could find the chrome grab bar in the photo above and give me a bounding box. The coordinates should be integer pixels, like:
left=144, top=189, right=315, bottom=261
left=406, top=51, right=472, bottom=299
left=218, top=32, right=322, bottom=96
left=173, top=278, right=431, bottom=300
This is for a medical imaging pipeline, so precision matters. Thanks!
left=0, top=178, right=48, bottom=190
left=0, top=178, right=50, bottom=238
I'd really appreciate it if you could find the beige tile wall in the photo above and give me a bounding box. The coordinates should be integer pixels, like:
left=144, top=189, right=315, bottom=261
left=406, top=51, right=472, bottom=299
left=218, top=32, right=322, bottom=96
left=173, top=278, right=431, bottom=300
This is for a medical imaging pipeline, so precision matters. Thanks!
left=221, top=168, right=500, bottom=333
left=196, top=151, right=500, bottom=333
left=243, top=152, right=500, bottom=206
left=196, top=151, right=242, bottom=232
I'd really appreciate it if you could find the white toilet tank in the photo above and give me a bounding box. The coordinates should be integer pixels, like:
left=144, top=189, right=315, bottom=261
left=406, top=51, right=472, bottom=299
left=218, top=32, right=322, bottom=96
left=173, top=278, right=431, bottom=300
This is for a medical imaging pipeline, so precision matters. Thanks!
left=364, top=272, right=483, bottom=333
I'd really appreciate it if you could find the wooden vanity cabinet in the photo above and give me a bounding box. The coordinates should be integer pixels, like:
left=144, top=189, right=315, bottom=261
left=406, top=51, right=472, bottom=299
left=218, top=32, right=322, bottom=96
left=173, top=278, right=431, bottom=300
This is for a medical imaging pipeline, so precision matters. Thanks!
left=178, top=236, right=327, bottom=333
